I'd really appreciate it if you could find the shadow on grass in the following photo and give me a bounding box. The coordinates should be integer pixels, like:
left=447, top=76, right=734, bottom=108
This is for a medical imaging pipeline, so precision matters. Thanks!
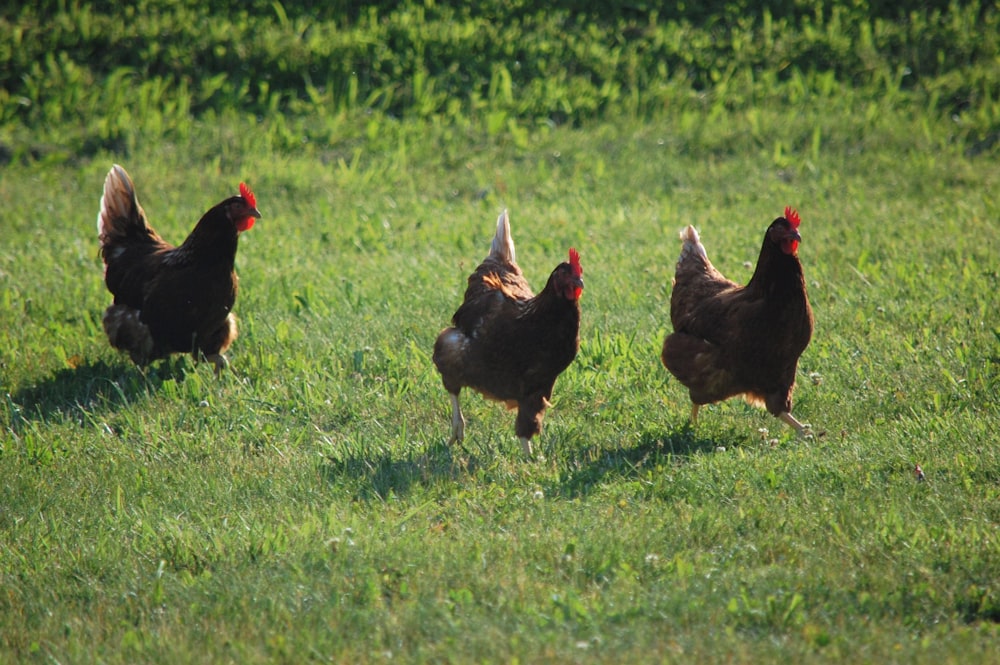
left=554, top=424, right=727, bottom=498
left=5, top=357, right=190, bottom=429
left=319, top=440, right=477, bottom=501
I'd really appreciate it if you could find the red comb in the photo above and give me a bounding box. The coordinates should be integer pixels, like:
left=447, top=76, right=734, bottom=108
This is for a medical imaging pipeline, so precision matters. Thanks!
left=784, top=206, right=801, bottom=229
left=240, top=182, right=257, bottom=209
left=568, top=248, right=582, bottom=277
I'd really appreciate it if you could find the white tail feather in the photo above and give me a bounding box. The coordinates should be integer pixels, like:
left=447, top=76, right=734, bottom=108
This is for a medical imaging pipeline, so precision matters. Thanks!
left=489, top=209, right=516, bottom=265
left=677, top=225, right=707, bottom=265
left=97, top=164, right=139, bottom=240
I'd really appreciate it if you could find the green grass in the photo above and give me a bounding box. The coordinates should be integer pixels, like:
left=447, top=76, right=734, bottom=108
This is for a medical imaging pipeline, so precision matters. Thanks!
left=2, top=2, right=1000, bottom=663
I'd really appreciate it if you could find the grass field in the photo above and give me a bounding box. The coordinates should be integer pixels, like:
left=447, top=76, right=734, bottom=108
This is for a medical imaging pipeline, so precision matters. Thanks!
left=2, top=2, right=999, bottom=663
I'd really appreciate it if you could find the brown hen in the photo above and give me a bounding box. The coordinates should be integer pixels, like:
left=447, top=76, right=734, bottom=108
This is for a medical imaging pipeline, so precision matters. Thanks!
left=97, top=165, right=260, bottom=373
left=433, top=210, right=584, bottom=456
left=661, top=208, right=814, bottom=435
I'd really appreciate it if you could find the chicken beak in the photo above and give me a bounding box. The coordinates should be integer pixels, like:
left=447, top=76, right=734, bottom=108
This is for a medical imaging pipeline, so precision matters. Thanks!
left=237, top=206, right=262, bottom=233
left=789, top=229, right=801, bottom=243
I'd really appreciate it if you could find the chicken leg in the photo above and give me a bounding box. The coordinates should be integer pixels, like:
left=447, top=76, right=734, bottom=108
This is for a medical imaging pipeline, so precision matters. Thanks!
left=448, top=393, right=466, bottom=444
left=778, top=411, right=812, bottom=438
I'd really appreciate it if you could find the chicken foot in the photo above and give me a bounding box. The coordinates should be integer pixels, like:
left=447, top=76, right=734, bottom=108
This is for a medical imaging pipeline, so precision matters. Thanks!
left=690, top=402, right=811, bottom=439
left=205, top=353, right=229, bottom=377
left=778, top=411, right=812, bottom=438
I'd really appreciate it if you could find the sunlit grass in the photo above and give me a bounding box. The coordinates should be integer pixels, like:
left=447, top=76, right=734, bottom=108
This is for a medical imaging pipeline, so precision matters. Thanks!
left=1, top=3, right=999, bottom=663
left=2, top=100, right=997, bottom=662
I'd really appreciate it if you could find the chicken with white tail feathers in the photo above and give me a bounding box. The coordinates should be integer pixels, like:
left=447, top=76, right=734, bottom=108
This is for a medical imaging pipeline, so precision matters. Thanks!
left=433, top=210, right=584, bottom=456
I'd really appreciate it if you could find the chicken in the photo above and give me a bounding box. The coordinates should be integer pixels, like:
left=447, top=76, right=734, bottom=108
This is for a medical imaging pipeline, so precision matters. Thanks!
left=432, top=210, right=584, bottom=456
left=97, top=164, right=260, bottom=374
left=661, top=207, right=814, bottom=436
